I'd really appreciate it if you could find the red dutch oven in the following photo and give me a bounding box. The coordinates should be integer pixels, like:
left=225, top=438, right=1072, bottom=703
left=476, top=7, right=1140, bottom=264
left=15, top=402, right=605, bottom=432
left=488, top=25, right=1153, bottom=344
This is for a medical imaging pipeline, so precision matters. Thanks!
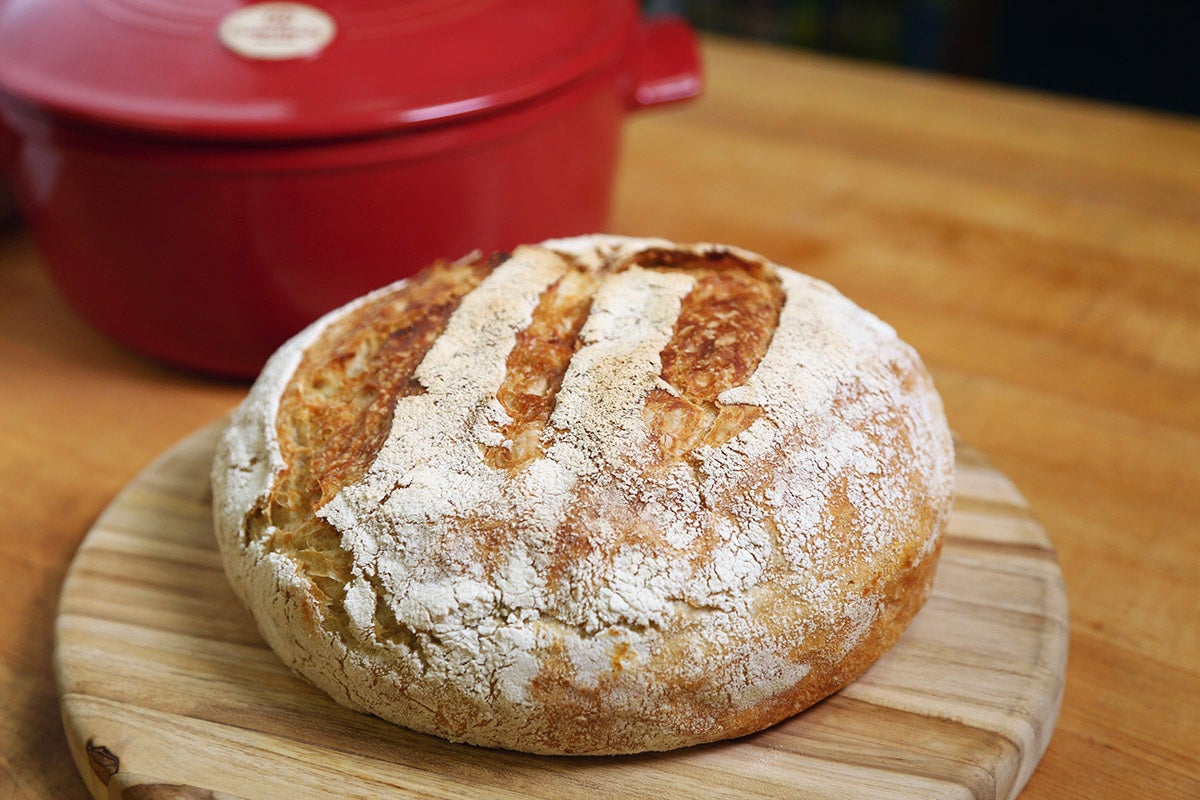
left=0, top=0, right=701, bottom=377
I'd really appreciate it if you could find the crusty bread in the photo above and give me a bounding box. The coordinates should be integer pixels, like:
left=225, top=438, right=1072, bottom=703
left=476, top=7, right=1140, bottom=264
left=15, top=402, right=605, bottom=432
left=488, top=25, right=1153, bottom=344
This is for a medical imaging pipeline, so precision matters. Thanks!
left=211, top=235, right=955, bottom=755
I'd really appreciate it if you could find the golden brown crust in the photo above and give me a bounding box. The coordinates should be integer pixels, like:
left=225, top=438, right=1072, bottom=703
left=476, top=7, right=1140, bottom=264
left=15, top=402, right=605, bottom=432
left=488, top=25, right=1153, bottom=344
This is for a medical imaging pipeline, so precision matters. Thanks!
left=212, top=235, right=955, bottom=755
left=281, top=252, right=498, bottom=502
left=240, top=254, right=496, bottom=619
left=484, top=260, right=599, bottom=472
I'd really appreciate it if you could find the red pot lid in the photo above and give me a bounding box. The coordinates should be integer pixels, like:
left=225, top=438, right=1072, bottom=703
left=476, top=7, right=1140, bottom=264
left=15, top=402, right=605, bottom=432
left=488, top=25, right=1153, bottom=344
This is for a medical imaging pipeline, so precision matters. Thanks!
left=0, top=0, right=641, bottom=141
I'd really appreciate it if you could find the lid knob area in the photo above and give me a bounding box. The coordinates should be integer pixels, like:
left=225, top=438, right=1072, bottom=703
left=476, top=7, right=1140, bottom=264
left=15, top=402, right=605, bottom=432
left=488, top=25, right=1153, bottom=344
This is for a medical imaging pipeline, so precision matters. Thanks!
left=218, top=2, right=338, bottom=61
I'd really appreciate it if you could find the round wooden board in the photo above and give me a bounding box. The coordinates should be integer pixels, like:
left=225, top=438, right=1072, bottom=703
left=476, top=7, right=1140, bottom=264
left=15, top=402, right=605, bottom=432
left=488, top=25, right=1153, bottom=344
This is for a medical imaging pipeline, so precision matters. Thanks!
left=56, top=422, right=1067, bottom=800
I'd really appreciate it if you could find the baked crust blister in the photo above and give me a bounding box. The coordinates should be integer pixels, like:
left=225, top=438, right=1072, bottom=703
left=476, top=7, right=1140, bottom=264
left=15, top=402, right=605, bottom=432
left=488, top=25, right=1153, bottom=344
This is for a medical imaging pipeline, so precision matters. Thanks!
left=211, top=235, right=955, bottom=755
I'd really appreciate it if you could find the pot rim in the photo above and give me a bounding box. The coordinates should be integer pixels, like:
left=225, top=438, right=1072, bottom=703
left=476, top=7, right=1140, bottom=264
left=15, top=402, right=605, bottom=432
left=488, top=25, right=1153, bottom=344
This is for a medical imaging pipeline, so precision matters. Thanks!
left=0, top=0, right=649, bottom=144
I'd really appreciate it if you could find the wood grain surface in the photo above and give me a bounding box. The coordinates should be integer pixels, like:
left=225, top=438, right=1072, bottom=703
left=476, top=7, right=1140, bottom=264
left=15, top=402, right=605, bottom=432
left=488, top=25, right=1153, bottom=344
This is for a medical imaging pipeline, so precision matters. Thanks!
left=54, top=422, right=1066, bottom=800
left=4, top=35, right=1199, bottom=800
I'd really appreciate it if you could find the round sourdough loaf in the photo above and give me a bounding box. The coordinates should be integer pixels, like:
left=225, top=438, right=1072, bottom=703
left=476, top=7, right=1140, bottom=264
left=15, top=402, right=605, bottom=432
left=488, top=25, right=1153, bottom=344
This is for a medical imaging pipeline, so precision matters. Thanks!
left=211, top=235, right=955, bottom=755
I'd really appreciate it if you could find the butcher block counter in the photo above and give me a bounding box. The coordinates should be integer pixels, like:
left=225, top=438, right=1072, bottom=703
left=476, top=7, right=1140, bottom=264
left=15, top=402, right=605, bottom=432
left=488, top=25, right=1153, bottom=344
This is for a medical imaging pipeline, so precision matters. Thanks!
left=2, top=36, right=1197, bottom=799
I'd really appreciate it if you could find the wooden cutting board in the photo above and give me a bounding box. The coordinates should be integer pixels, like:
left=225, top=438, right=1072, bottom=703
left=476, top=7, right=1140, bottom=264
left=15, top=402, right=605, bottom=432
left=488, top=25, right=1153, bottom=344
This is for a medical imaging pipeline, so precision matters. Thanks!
left=55, top=422, right=1067, bottom=800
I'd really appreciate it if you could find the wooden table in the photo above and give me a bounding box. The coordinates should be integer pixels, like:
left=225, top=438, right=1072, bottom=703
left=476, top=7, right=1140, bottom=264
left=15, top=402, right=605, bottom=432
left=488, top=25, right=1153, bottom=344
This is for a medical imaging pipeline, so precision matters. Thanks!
left=2, top=36, right=1197, bottom=799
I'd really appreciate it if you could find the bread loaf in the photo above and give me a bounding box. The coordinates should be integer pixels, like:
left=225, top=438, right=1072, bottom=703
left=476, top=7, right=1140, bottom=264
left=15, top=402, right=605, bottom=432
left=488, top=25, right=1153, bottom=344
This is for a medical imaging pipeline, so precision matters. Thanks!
left=211, top=235, right=955, bottom=754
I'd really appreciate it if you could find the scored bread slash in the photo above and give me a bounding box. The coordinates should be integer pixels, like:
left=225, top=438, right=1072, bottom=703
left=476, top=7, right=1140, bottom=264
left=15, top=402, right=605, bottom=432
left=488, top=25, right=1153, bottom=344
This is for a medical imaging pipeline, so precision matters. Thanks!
left=210, top=234, right=956, bottom=755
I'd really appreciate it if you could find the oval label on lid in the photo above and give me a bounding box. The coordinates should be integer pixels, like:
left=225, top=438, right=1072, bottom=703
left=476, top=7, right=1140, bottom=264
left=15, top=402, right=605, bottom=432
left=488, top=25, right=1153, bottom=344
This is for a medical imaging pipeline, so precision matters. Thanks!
left=219, top=2, right=336, bottom=61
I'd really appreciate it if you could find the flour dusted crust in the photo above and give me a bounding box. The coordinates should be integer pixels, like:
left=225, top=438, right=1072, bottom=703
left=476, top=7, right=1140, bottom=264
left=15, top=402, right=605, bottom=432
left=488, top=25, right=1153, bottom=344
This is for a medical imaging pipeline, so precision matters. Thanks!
left=211, top=235, right=955, bottom=755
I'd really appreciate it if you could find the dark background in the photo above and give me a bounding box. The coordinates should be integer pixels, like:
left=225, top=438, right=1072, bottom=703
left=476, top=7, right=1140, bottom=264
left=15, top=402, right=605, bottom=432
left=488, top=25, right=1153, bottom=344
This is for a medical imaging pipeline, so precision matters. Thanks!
left=643, top=0, right=1199, bottom=117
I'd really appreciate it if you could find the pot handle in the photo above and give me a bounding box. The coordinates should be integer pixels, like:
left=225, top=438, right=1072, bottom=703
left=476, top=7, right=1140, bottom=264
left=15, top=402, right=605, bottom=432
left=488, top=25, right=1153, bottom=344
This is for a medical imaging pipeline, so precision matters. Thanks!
left=626, top=16, right=703, bottom=110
